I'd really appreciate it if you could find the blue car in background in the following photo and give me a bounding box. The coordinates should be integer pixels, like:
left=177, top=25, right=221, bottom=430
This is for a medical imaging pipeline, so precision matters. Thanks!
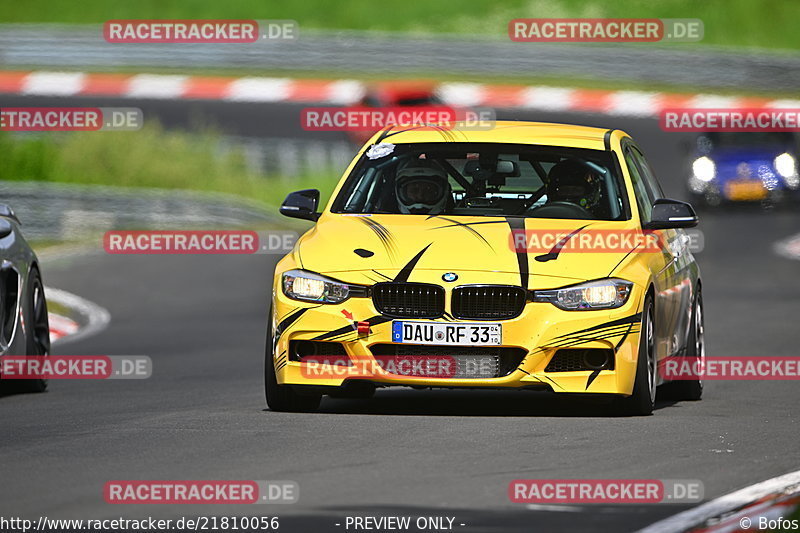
left=687, top=132, right=800, bottom=207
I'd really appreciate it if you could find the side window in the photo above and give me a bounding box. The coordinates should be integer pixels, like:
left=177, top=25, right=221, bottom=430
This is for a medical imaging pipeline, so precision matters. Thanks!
left=630, top=146, right=665, bottom=200
left=624, top=146, right=654, bottom=222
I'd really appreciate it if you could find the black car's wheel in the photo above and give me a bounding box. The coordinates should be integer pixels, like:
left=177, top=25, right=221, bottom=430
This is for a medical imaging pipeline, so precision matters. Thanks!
left=264, top=309, right=321, bottom=412
left=667, top=289, right=705, bottom=401
left=21, top=266, right=50, bottom=393
left=617, top=296, right=656, bottom=416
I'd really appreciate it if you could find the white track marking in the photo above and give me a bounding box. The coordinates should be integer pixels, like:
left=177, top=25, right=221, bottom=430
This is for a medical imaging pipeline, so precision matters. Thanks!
left=525, top=504, right=583, bottom=512
left=636, top=469, right=800, bottom=533
left=48, top=313, right=79, bottom=341
left=327, top=79, right=365, bottom=105
left=436, top=82, right=486, bottom=107
left=22, top=71, right=86, bottom=96
left=125, top=74, right=187, bottom=99
left=45, top=287, right=111, bottom=345
left=519, top=86, right=576, bottom=111
left=225, top=77, right=292, bottom=102
left=774, top=233, right=800, bottom=261
left=607, top=91, right=660, bottom=117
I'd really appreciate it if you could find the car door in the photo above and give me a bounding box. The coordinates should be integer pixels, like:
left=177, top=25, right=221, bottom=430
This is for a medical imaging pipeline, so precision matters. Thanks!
left=621, top=141, right=676, bottom=362
left=627, top=143, right=693, bottom=358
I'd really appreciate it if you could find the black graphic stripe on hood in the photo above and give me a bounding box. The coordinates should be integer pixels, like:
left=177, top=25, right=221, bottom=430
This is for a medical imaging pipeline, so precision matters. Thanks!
left=607, top=244, right=642, bottom=278
left=358, top=217, right=398, bottom=259
left=585, top=322, right=637, bottom=391
left=505, top=217, right=529, bottom=290
left=551, top=322, right=634, bottom=342
left=551, top=313, right=642, bottom=340
left=585, top=369, right=601, bottom=390
left=521, top=321, right=640, bottom=364
left=615, top=323, right=635, bottom=351
left=394, top=243, right=433, bottom=282
left=549, top=325, right=639, bottom=349
left=535, top=225, right=590, bottom=263
left=275, top=308, right=310, bottom=341
left=371, top=269, right=392, bottom=280
left=427, top=217, right=507, bottom=227
left=312, top=315, right=392, bottom=341
left=429, top=216, right=495, bottom=249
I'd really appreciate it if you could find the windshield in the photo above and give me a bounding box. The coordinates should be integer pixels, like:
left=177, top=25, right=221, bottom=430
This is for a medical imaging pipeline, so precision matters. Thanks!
left=331, top=142, right=629, bottom=220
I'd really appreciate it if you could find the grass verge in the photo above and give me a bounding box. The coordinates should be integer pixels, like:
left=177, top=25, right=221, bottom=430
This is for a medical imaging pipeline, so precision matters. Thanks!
left=1, top=0, right=798, bottom=51
left=0, top=123, right=342, bottom=209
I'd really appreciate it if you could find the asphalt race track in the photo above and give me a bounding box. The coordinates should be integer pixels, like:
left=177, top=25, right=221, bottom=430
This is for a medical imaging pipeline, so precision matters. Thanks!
left=1, top=95, right=799, bottom=532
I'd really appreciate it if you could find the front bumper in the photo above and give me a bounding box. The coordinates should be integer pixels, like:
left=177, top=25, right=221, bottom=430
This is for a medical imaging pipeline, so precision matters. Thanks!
left=271, top=280, right=645, bottom=396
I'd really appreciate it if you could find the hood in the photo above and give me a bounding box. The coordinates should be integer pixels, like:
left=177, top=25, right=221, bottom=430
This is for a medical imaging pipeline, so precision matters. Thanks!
left=293, top=214, right=644, bottom=289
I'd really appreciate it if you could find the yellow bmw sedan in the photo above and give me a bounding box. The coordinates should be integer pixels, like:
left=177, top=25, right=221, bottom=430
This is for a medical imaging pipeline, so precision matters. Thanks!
left=266, top=121, right=703, bottom=415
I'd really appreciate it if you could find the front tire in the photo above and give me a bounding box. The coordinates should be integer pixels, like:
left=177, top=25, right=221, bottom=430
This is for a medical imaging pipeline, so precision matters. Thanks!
left=264, top=309, right=321, bottom=412
left=667, top=289, right=704, bottom=401
left=617, top=296, right=656, bottom=416
left=20, top=266, right=50, bottom=393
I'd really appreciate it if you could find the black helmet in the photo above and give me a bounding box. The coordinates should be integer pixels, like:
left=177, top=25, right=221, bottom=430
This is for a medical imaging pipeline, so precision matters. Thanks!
left=547, top=158, right=603, bottom=210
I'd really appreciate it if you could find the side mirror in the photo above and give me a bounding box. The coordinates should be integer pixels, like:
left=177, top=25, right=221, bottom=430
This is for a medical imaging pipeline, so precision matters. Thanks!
left=643, top=198, right=698, bottom=230
left=280, top=189, right=320, bottom=222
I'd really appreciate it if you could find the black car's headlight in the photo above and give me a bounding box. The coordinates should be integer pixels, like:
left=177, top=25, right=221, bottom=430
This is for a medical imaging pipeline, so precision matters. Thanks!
left=532, top=279, right=633, bottom=311
left=282, top=269, right=356, bottom=304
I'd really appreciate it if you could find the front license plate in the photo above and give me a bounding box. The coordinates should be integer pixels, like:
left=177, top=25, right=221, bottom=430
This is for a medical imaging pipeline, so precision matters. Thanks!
left=725, top=180, right=767, bottom=201
left=392, top=321, right=502, bottom=346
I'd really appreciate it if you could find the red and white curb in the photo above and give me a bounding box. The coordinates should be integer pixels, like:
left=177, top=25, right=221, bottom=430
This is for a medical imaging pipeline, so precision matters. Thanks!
left=2, top=70, right=799, bottom=118
left=45, top=287, right=111, bottom=345
left=636, top=469, right=800, bottom=533
left=774, top=233, right=800, bottom=261
left=48, top=312, right=79, bottom=342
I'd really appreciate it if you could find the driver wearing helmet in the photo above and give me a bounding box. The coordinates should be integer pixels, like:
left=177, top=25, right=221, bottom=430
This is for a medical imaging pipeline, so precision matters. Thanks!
left=395, top=161, right=452, bottom=215
left=547, top=158, right=603, bottom=212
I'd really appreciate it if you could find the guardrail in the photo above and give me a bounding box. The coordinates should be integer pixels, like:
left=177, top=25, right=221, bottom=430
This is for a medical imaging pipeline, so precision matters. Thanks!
left=1, top=24, right=799, bottom=92
left=0, top=180, right=279, bottom=241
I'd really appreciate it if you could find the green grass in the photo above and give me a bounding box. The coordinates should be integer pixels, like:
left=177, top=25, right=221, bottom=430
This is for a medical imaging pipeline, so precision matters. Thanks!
left=0, top=123, right=341, bottom=209
left=0, top=0, right=798, bottom=50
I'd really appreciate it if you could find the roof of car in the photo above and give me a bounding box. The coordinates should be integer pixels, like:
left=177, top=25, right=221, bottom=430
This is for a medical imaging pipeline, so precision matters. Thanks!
left=372, top=121, right=621, bottom=151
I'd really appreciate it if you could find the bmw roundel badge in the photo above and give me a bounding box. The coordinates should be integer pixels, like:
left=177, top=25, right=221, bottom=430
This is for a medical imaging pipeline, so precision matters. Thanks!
left=442, top=272, right=458, bottom=282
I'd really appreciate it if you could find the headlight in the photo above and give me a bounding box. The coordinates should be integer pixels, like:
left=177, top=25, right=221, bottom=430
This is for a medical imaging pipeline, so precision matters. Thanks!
left=774, top=153, right=797, bottom=179
left=533, top=279, right=633, bottom=311
left=282, top=269, right=351, bottom=304
left=692, top=156, right=716, bottom=182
